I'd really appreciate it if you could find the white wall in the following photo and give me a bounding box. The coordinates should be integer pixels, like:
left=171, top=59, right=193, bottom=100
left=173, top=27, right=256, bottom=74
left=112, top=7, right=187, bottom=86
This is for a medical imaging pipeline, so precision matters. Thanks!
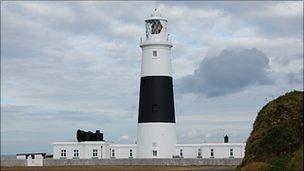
left=176, top=143, right=245, bottom=159
left=109, top=144, right=137, bottom=159
left=176, top=145, right=200, bottom=158
left=137, top=123, right=176, bottom=158
left=27, top=155, right=44, bottom=166
left=16, top=155, right=26, bottom=159
left=53, top=142, right=245, bottom=159
left=53, top=142, right=110, bottom=159
left=141, top=46, right=172, bottom=77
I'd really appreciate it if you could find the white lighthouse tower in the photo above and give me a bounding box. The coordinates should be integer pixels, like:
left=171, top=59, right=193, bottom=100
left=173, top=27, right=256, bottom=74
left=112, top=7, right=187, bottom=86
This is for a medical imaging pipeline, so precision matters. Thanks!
left=136, top=9, right=177, bottom=158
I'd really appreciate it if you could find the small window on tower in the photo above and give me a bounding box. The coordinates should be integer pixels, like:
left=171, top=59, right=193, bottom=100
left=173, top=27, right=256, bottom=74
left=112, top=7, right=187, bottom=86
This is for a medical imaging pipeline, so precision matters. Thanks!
left=152, top=104, right=158, bottom=113
left=152, top=150, right=157, bottom=156
left=153, top=51, right=157, bottom=57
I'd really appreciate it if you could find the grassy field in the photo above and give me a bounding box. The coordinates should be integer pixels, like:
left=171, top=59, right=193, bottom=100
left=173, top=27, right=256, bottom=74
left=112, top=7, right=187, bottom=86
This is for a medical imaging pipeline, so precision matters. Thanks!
left=1, top=165, right=236, bottom=171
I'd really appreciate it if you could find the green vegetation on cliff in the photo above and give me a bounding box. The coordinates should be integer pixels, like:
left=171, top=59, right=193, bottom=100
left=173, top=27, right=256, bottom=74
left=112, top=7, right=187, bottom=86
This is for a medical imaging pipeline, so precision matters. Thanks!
left=240, top=91, right=303, bottom=171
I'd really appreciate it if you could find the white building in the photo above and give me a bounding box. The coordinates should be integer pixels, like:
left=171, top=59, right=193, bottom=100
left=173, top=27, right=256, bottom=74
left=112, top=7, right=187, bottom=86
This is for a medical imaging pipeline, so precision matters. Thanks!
left=53, top=9, right=245, bottom=159
left=53, top=141, right=245, bottom=159
left=16, top=153, right=46, bottom=166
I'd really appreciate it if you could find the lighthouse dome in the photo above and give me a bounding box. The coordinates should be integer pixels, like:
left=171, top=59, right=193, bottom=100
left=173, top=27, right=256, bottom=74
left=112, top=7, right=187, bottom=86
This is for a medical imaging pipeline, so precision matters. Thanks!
left=146, top=8, right=167, bottom=21
left=151, top=8, right=161, bottom=17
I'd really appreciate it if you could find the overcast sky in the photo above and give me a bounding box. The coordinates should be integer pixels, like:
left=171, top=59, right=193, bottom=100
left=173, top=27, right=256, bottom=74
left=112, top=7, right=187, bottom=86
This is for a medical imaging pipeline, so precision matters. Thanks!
left=1, top=1, right=303, bottom=155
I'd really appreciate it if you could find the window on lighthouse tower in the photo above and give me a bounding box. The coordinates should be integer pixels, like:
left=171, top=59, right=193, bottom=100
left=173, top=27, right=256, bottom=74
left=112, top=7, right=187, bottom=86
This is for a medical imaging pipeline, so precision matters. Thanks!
left=152, top=150, right=157, bottom=156
left=153, top=51, right=157, bottom=57
left=152, top=104, right=158, bottom=113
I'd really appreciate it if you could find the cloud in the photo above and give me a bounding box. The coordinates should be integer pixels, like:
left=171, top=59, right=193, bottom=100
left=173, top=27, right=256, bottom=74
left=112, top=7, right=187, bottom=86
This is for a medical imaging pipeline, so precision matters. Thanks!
left=288, top=69, right=304, bottom=85
left=240, top=2, right=303, bottom=38
left=1, top=104, right=138, bottom=154
left=162, top=1, right=303, bottom=38
left=120, top=135, right=130, bottom=139
left=177, top=48, right=273, bottom=97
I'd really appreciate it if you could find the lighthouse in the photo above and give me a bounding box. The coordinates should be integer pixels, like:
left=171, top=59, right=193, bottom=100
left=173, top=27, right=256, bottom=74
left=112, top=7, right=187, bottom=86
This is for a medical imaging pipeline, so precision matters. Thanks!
left=136, top=9, right=176, bottom=158
left=52, top=9, right=246, bottom=161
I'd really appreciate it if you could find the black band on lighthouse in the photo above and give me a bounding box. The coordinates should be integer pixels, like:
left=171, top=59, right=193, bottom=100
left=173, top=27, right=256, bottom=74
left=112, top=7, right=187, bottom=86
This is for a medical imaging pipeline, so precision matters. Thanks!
left=138, top=76, right=175, bottom=123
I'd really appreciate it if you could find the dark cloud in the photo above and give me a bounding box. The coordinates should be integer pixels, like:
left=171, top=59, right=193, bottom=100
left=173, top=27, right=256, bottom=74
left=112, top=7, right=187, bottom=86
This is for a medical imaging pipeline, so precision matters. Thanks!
left=177, top=48, right=273, bottom=97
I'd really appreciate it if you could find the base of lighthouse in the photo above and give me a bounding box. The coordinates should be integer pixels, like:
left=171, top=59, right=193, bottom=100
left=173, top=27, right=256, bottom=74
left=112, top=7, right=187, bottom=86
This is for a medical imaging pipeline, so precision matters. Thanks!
left=136, top=123, right=176, bottom=158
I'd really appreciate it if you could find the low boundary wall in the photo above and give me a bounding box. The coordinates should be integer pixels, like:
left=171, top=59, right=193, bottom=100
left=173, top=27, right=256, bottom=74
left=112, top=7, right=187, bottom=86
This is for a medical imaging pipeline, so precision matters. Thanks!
left=43, top=158, right=242, bottom=166
left=1, top=159, right=27, bottom=167
left=1, top=158, right=242, bottom=167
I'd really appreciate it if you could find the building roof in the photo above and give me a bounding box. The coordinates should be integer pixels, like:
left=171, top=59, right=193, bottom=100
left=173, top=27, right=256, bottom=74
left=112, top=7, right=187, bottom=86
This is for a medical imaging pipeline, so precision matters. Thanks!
left=16, top=153, right=46, bottom=156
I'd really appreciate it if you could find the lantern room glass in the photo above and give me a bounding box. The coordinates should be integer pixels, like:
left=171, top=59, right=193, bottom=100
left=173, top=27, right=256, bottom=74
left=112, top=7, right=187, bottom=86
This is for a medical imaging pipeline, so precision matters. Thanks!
left=145, top=19, right=163, bottom=37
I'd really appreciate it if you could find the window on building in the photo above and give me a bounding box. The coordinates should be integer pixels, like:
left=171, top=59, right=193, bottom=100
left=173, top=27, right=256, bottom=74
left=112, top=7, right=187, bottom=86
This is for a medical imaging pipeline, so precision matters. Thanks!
left=130, top=149, right=133, bottom=157
left=210, top=149, right=214, bottom=158
left=230, top=149, right=233, bottom=157
left=93, top=149, right=98, bottom=157
left=73, top=150, right=79, bottom=157
left=198, top=148, right=202, bottom=158
left=61, top=150, right=66, bottom=157
left=180, top=149, right=183, bottom=157
left=112, top=149, right=115, bottom=157
left=153, top=51, right=157, bottom=57
left=152, top=150, right=157, bottom=157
